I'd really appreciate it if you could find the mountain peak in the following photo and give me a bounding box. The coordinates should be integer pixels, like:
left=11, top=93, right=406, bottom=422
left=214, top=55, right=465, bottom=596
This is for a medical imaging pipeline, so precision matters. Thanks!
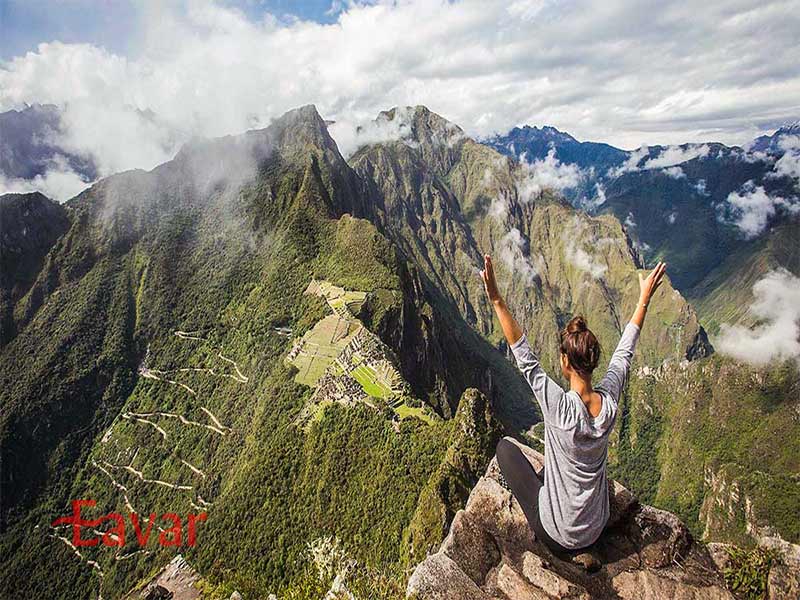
left=374, top=105, right=466, bottom=148
left=262, top=103, right=339, bottom=153
left=776, top=119, right=800, bottom=135
left=513, top=124, right=578, bottom=144
left=749, top=119, right=800, bottom=153
left=174, top=103, right=340, bottom=171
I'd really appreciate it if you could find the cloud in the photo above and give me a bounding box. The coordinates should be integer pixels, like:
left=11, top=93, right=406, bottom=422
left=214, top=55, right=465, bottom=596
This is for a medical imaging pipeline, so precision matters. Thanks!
left=489, top=194, right=509, bottom=219
left=643, top=144, right=710, bottom=169
left=578, top=182, right=606, bottom=212
left=608, top=146, right=648, bottom=177
left=517, top=148, right=584, bottom=201
left=328, top=106, right=427, bottom=157
left=1, top=0, right=798, bottom=184
left=771, top=135, right=800, bottom=181
left=0, top=155, right=92, bottom=201
left=667, top=211, right=677, bottom=224
left=694, top=179, right=709, bottom=195
left=609, top=144, right=709, bottom=177
left=736, top=146, right=771, bottom=163
left=662, top=166, right=686, bottom=179
left=720, top=181, right=799, bottom=238
left=715, top=269, right=800, bottom=366
left=562, top=216, right=609, bottom=279
left=624, top=212, right=637, bottom=228
left=499, top=228, right=538, bottom=285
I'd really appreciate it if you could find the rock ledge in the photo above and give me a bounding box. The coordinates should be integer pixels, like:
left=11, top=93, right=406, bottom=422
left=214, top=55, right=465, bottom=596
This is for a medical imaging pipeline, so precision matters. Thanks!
left=407, top=439, right=732, bottom=599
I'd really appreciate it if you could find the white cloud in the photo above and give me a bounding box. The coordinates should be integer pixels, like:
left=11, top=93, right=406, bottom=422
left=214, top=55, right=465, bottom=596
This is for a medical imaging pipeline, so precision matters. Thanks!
left=562, top=216, right=608, bottom=279
left=694, top=179, right=709, bottom=195
left=667, top=211, right=677, bottom=224
left=720, top=181, right=799, bottom=238
left=0, top=155, right=92, bottom=201
left=517, top=148, right=584, bottom=201
left=489, top=194, right=509, bottom=219
left=499, top=227, right=538, bottom=285
left=662, top=166, right=686, bottom=179
left=609, top=144, right=709, bottom=178
left=643, top=144, right=710, bottom=169
left=579, top=182, right=606, bottom=212
left=715, top=269, right=800, bottom=366
left=737, top=146, right=771, bottom=163
left=771, top=135, right=800, bottom=182
left=1, top=0, right=798, bottom=184
left=608, top=146, right=648, bottom=177
left=326, top=105, right=465, bottom=158
left=624, top=212, right=637, bottom=228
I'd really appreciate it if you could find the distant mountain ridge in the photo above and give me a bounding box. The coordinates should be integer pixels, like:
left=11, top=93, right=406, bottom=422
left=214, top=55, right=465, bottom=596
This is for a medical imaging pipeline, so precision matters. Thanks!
left=484, top=121, right=800, bottom=291
left=750, top=120, right=800, bottom=153
left=0, top=104, right=97, bottom=181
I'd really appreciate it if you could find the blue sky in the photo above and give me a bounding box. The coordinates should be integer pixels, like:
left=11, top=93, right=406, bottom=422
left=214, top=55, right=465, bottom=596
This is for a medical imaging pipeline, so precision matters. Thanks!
left=0, top=0, right=341, bottom=59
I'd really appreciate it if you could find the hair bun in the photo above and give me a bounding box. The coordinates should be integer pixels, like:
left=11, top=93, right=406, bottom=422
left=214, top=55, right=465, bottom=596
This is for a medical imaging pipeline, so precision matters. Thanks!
left=560, top=315, right=601, bottom=376
left=566, top=315, right=588, bottom=334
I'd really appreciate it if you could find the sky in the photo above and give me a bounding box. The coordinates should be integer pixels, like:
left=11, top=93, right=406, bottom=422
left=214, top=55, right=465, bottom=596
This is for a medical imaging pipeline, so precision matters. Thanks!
left=1, top=0, right=799, bottom=181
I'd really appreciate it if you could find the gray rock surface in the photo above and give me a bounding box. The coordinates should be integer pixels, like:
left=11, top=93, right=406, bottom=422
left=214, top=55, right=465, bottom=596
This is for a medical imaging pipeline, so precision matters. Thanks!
left=407, top=441, right=733, bottom=599
left=124, top=555, right=201, bottom=600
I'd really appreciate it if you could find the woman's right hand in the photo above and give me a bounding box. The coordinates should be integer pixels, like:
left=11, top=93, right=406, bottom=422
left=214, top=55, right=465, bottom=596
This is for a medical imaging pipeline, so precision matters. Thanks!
left=638, top=261, right=667, bottom=305
left=481, top=254, right=503, bottom=304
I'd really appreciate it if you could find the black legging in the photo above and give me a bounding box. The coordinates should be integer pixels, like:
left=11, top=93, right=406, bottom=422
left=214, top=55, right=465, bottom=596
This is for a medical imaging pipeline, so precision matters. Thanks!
left=496, top=438, right=575, bottom=557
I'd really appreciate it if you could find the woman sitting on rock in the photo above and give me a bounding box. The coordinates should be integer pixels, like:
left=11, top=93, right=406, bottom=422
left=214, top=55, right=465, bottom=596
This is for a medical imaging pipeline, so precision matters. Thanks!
left=480, top=254, right=666, bottom=563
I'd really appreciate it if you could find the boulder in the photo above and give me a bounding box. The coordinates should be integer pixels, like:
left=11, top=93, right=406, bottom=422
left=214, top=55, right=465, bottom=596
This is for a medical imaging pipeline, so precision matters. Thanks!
left=768, top=561, right=800, bottom=599
left=407, top=446, right=732, bottom=599
left=141, top=585, right=173, bottom=600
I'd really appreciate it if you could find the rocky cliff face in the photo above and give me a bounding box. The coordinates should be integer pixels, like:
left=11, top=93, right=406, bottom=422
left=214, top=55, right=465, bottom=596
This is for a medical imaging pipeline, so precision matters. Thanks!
left=408, top=441, right=733, bottom=600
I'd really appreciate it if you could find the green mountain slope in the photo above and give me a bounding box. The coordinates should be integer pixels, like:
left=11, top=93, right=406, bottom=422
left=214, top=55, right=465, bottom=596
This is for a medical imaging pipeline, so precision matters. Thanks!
left=687, top=221, right=800, bottom=334
left=0, top=106, right=501, bottom=599
left=0, top=191, right=71, bottom=344
left=613, top=355, right=800, bottom=547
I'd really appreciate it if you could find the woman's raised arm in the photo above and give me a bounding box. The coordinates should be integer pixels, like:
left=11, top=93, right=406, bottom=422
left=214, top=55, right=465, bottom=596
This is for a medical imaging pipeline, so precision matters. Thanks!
left=481, top=254, right=568, bottom=424
left=630, top=261, right=667, bottom=329
left=481, top=254, right=523, bottom=346
left=595, top=262, right=667, bottom=400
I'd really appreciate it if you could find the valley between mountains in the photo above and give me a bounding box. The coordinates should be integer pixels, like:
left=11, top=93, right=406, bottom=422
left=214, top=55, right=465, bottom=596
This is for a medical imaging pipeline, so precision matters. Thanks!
left=1, top=105, right=798, bottom=599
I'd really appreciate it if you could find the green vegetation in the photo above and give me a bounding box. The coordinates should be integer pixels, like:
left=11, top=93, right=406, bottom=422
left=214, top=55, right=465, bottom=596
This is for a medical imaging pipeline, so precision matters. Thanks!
left=394, top=403, right=436, bottom=425
left=610, top=376, right=664, bottom=504
left=405, top=389, right=502, bottom=566
left=350, top=363, right=391, bottom=397
left=610, top=354, right=800, bottom=546
left=0, top=108, right=454, bottom=598
left=723, top=546, right=781, bottom=600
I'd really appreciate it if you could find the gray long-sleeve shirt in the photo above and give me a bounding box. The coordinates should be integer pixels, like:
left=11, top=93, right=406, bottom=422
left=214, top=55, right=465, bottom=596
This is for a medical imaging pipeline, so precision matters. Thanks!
left=510, top=322, right=640, bottom=549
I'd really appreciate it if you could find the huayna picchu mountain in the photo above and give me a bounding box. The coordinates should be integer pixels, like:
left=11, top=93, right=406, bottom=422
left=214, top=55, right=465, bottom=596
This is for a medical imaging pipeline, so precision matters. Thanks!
left=1, top=104, right=797, bottom=599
